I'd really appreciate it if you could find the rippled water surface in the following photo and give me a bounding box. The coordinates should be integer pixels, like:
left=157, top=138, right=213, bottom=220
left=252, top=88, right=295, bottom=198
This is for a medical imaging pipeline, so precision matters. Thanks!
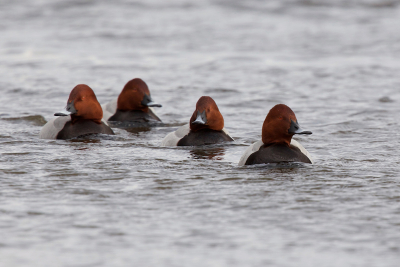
left=1, top=0, right=400, bottom=266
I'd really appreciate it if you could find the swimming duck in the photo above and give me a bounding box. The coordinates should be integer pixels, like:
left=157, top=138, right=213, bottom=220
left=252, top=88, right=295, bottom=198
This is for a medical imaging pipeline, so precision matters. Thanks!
left=39, top=84, right=115, bottom=139
left=161, top=96, right=233, bottom=146
left=238, top=104, right=312, bottom=166
left=102, top=78, right=162, bottom=126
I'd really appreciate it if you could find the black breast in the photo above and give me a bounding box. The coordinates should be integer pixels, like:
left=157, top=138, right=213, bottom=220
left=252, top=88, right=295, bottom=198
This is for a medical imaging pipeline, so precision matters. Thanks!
left=245, top=143, right=311, bottom=165
left=177, top=129, right=234, bottom=146
left=108, top=110, right=161, bottom=123
left=56, top=120, right=115, bottom=139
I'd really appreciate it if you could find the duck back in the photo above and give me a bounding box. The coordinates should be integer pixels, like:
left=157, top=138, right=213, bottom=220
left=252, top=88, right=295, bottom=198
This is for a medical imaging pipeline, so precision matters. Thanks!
left=245, top=143, right=311, bottom=165
left=56, top=120, right=115, bottom=139
left=177, top=128, right=233, bottom=146
left=108, top=109, right=161, bottom=123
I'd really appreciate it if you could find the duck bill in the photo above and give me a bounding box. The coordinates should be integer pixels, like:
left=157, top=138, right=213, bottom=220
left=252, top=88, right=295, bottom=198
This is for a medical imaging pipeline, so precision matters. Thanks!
left=192, top=110, right=207, bottom=125
left=145, top=101, right=162, bottom=108
left=54, top=100, right=77, bottom=116
left=54, top=110, right=71, bottom=116
left=142, top=94, right=162, bottom=108
left=289, top=120, right=312, bottom=135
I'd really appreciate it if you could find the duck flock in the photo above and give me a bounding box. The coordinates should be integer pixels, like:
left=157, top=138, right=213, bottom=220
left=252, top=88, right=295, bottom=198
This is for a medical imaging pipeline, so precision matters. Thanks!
left=40, top=78, right=313, bottom=166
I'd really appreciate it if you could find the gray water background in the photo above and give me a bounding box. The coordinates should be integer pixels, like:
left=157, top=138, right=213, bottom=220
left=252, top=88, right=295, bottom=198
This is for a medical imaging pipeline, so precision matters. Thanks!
left=1, top=0, right=400, bottom=266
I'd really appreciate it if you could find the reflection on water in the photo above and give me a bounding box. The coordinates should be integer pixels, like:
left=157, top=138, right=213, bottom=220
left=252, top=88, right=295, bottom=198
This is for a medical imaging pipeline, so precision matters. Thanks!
left=190, top=146, right=226, bottom=160
left=123, top=126, right=152, bottom=134
left=68, top=134, right=115, bottom=143
left=246, top=162, right=311, bottom=170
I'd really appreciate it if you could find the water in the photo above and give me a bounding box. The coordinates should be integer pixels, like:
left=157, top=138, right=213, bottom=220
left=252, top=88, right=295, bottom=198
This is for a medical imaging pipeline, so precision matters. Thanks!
left=1, top=0, right=400, bottom=266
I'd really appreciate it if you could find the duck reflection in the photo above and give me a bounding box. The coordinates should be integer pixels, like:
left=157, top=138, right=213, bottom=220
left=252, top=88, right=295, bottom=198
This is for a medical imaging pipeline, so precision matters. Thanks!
left=123, top=126, right=152, bottom=134
left=69, top=135, right=102, bottom=143
left=190, top=146, right=226, bottom=160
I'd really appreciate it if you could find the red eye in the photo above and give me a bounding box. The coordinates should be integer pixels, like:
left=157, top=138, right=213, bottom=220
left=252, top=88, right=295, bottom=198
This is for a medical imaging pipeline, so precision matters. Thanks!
left=278, top=116, right=283, bottom=120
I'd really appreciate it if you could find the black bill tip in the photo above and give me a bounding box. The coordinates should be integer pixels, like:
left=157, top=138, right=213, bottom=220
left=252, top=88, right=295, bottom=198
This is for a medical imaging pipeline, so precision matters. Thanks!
left=289, top=119, right=312, bottom=135
left=54, top=112, right=69, bottom=116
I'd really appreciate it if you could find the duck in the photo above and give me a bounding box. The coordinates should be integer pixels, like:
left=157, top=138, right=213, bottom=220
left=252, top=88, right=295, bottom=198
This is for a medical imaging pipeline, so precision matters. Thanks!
left=238, top=104, right=312, bottom=166
left=39, top=84, right=115, bottom=139
left=102, top=78, right=162, bottom=126
left=161, top=96, right=233, bottom=146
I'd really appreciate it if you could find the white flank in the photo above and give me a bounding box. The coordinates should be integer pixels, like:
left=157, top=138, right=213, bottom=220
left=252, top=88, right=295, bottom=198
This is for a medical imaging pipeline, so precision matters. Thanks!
left=160, top=124, right=190, bottom=146
left=238, top=140, right=264, bottom=166
left=101, top=98, right=118, bottom=122
left=290, top=139, right=313, bottom=164
left=39, top=116, right=71, bottom=139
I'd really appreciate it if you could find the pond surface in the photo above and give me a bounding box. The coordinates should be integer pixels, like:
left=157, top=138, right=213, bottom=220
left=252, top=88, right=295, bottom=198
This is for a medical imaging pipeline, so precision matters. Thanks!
left=1, top=0, right=400, bottom=266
